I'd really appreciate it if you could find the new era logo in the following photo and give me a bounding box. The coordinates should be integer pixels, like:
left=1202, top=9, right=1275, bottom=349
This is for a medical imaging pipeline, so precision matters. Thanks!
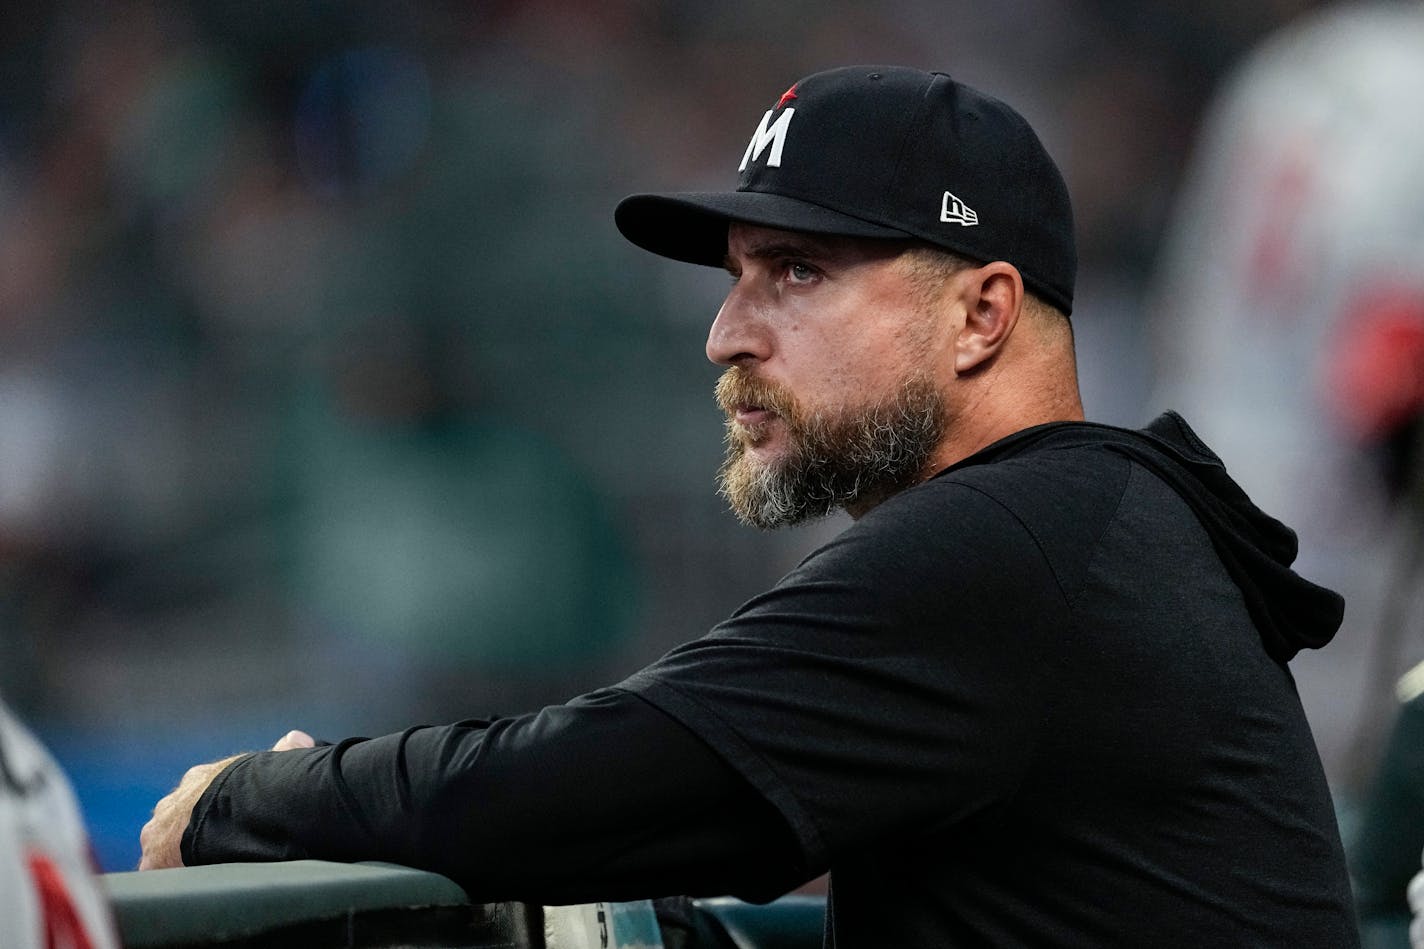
left=940, top=191, right=979, bottom=226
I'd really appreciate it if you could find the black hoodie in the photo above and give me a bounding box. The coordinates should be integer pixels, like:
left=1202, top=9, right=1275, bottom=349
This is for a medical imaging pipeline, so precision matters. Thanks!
left=184, top=411, right=1358, bottom=947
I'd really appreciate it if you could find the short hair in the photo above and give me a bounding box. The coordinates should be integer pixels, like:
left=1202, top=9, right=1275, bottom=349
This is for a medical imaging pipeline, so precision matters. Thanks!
left=900, top=243, right=977, bottom=309
left=900, top=243, right=1069, bottom=326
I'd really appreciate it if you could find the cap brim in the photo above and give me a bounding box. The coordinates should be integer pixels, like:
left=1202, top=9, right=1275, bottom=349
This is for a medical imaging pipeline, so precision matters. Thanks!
left=614, top=191, right=912, bottom=267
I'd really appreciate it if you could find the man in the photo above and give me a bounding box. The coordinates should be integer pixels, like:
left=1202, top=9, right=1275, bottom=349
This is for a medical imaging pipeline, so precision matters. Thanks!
left=141, top=66, right=1358, bottom=946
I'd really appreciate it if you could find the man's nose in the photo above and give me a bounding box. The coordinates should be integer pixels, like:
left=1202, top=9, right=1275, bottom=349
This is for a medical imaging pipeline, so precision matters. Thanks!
left=706, top=284, right=771, bottom=366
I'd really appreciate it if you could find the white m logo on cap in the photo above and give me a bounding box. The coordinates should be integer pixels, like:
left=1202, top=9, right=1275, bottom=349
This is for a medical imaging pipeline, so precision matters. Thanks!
left=940, top=191, right=979, bottom=226
left=739, top=108, right=795, bottom=171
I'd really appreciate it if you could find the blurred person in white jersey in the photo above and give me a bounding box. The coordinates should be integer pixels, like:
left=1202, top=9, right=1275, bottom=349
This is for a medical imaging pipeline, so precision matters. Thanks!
left=1, top=697, right=120, bottom=949
left=1149, top=1, right=1424, bottom=797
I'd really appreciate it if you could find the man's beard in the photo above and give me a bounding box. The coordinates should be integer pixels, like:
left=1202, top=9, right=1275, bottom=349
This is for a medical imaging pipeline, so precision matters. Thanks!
left=715, top=366, right=949, bottom=529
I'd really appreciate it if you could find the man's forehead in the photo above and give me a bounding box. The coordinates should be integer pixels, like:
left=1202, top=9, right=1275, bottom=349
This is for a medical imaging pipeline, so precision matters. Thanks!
left=724, top=222, right=911, bottom=263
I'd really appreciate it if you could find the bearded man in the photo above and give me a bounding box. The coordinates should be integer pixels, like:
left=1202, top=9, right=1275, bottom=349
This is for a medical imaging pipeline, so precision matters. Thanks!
left=140, top=66, right=1358, bottom=947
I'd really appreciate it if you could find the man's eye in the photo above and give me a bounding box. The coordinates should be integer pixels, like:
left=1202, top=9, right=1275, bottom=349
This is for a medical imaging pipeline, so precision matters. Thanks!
left=787, top=262, right=817, bottom=283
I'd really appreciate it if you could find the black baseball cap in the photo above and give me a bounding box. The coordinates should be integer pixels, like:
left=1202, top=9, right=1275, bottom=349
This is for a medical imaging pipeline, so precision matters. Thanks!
left=615, top=65, right=1076, bottom=314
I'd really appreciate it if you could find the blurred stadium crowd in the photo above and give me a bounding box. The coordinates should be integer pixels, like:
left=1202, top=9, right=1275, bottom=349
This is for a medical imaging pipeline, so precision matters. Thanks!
left=0, top=0, right=1395, bottom=873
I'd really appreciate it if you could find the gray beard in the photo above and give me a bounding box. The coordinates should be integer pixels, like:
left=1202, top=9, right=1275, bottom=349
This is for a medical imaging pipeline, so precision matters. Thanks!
left=717, top=374, right=947, bottom=529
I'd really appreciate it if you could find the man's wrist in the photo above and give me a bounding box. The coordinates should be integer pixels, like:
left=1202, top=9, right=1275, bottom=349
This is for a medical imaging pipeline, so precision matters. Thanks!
left=178, top=753, right=248, bottom=866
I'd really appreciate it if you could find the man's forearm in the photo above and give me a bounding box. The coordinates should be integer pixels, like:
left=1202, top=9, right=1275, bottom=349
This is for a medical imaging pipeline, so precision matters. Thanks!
left=177, top=689, right=807, bottom=903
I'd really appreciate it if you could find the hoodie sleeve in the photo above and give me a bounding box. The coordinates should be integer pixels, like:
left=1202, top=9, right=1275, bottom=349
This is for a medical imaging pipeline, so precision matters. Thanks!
left=182, top=687, right=807, bottom=904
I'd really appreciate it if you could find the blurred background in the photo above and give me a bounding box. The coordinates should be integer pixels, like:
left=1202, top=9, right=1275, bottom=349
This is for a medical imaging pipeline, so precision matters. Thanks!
left=1, top=0, right=1421, bottom=886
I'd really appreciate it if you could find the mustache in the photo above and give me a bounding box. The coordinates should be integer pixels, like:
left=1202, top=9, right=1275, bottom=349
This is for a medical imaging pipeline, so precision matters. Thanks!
left=714, top=367, right=799, bottom=420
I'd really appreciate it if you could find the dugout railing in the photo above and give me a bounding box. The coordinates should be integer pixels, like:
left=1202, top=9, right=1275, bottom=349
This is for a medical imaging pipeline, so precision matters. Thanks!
left=102, top=860, right=825, bottom=949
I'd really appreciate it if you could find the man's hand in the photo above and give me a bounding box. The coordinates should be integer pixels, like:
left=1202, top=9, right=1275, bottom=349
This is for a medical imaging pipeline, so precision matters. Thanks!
left=138, top=755, right=246, bottom=870
left=271, top=729, right=316, bottom=751
left=137, top=730, right=318, bottom=870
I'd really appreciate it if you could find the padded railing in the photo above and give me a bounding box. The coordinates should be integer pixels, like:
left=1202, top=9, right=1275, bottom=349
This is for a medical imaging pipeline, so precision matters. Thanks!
left=102, top=861, right=825, bottom=949
left=103, top=861, right=534, bottom=948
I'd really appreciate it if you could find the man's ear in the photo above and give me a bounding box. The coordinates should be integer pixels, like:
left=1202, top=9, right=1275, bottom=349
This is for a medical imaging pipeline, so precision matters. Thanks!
left=955, top=262, right=1025, bottom=375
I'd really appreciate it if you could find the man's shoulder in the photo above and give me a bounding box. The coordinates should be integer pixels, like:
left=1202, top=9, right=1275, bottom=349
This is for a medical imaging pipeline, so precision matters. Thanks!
left=902, top=424, right=1138, bottom=525
left=841, top=425, right=1145, bottom=599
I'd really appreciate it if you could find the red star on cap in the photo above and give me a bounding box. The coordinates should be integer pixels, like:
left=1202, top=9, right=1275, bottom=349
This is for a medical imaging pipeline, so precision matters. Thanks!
left=776, top=83, right=798, bottom=109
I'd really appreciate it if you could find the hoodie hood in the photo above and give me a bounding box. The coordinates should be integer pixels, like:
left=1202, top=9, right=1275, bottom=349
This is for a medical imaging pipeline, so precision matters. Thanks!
left=962, top=411, right=1345, bottom=663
